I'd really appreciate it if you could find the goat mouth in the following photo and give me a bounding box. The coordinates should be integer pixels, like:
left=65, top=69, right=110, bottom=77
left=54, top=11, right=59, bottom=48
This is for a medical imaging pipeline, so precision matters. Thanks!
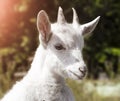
left=69, top=70, right=84, bottom=80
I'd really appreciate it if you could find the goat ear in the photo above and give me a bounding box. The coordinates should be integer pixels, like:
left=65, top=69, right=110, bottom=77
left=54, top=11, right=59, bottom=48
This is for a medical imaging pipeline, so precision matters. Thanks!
left=81, top=16, right=100, bottom=36
left=37, top=10, right=51, bottom=44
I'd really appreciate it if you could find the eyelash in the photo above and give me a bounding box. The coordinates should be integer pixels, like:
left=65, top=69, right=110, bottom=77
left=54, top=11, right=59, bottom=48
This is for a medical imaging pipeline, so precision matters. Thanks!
left=54, top=44, right=66, bottom=50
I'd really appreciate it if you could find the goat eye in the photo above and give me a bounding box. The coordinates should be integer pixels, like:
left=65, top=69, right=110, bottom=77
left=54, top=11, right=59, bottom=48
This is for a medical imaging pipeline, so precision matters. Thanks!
left=54, top=44, right=65, bottom=50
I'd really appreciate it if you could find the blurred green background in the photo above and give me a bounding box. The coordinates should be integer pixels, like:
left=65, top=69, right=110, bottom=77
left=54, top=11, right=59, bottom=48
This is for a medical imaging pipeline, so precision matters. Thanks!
left=0, top=0, right=120, bottom=101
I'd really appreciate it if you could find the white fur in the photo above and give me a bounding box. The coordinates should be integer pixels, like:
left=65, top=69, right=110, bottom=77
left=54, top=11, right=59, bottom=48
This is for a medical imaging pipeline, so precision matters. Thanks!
left=1, top=7, right=100, bottom=101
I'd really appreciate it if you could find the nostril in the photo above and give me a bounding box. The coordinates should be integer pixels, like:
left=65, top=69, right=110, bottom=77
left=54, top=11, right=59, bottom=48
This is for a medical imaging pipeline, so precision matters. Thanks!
left=79, top=68, right=85, bottom=74
left=79, top=66, right=87, bottom=75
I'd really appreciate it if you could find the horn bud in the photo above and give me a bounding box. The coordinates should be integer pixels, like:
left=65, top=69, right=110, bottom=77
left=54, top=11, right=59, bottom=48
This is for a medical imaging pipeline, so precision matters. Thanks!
left=72, top=8, right=79, bottom=28
left=57, top=7, right=66, bottom=24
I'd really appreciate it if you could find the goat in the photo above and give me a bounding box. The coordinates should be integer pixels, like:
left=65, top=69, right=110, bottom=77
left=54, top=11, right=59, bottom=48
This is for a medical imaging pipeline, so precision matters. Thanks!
left=1, top=7, right=100, bottom=101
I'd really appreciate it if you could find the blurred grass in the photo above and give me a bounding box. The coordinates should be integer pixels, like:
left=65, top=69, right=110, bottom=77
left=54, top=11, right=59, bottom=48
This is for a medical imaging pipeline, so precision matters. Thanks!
left=67, top=79, right=120, bottom=101
left=0, top=79, right=120, bottom=101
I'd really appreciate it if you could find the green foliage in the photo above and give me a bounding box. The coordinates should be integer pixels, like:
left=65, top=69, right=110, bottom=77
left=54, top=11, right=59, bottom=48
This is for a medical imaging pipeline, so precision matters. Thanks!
left=0, top=36, right=31, bottom=97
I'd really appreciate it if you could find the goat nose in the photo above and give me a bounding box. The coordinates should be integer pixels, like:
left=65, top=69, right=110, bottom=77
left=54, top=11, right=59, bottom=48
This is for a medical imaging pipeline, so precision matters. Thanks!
left=79, top=66, right=87, bottom=75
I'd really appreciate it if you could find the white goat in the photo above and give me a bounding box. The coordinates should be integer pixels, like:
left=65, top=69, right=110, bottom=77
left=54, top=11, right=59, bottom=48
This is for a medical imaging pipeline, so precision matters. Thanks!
left=1, top=7, right=100, bottom=101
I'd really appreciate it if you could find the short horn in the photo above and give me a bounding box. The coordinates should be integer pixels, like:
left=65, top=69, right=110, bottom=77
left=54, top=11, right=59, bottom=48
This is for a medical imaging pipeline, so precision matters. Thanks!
left=57, top=7, right=66, bottom=24
left=72, top=8, right=79, bottom=25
